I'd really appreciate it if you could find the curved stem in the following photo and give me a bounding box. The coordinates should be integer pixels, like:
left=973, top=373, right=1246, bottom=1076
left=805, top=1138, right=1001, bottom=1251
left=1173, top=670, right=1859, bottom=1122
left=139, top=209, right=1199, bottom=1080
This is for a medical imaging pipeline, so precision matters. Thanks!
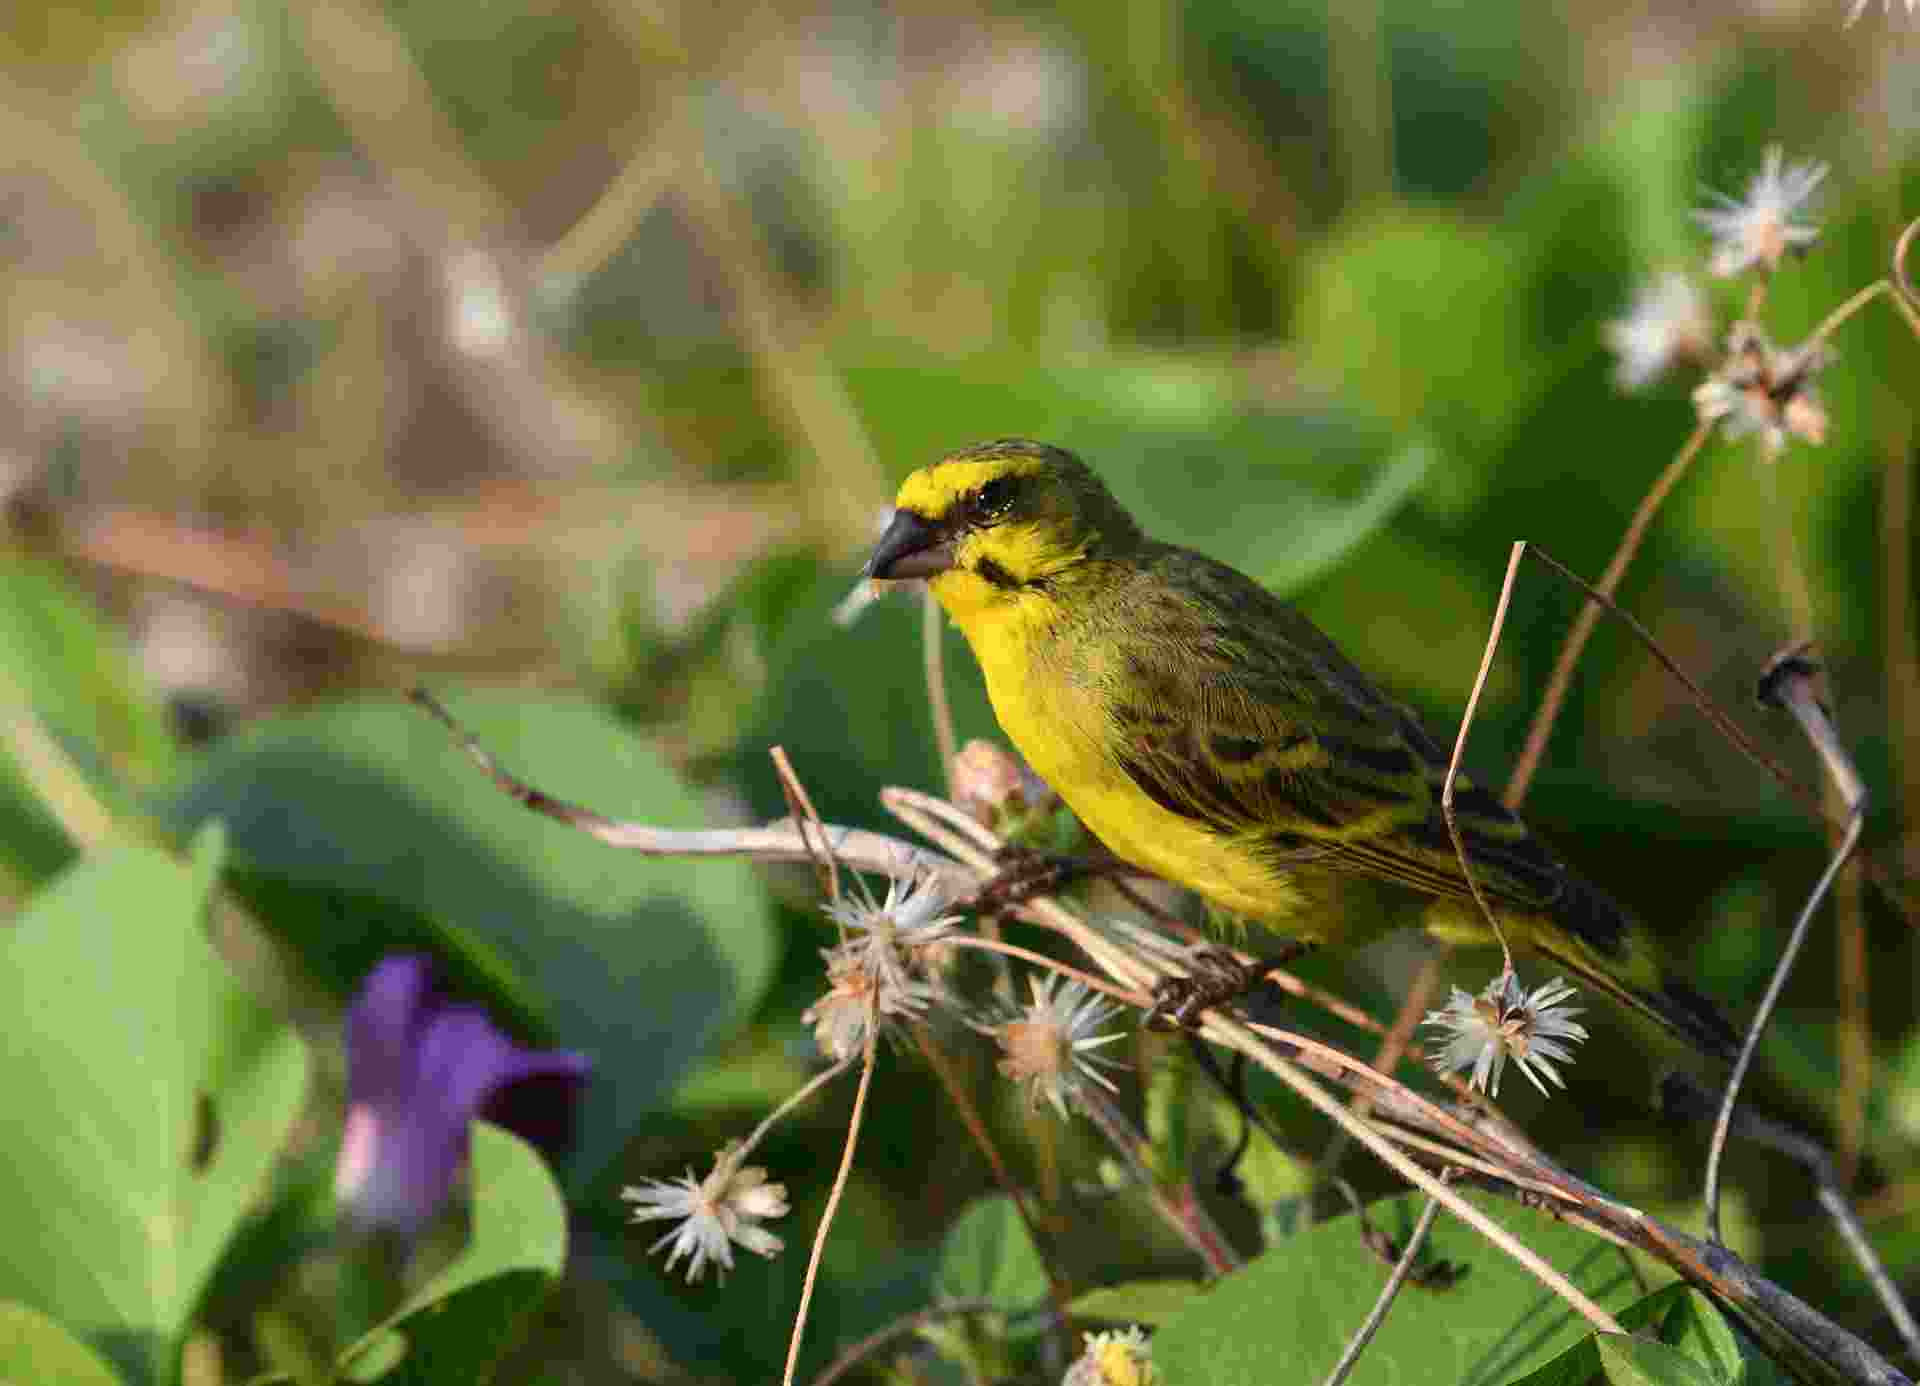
left=1505, top=420, right=1712, bottom=810
left=1324, top=1188, right=1448, bottom=1386
left=1892, top=216, right=1920, bottom=333
left=1443, top=541, right=1525, bottom=973
left=808, top=1298, right=1002, bottom=1386
left=783, top=1016, right=879, bottom=1386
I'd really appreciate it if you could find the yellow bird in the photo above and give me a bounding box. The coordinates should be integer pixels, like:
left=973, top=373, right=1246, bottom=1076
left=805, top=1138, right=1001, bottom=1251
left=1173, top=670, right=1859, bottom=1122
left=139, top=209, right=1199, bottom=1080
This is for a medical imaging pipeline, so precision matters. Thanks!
left=865, top=438, right=1738, bottom=1062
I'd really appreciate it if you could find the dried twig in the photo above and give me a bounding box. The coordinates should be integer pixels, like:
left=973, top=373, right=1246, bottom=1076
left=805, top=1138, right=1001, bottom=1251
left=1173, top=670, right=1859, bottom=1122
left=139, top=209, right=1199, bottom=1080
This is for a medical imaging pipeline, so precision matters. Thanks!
left=1441, top=540, right=1525, bottom=971
left=408, top=687, right=970, bottom=888
left=410, top=688, right=1913, bottom=1381
left=1323, top=1189, right=1449, bottom=1386
left=1078, top=1082, right=1243, bottom=1276
left=1663, top=1072, right=1920, bottom=1364
left=1513, top=552, right=1826, bottom=820
left=1507, top=421, right=1712, bottom=809
left=1214, top=1018, right=1624, bottom=1334
left=771, top=745, right=840, bottom=905
left=1704, top=649, right=1868, bottom=1246
left=783, top=1007, right=880, bottom=1386
left=809, top=1298, right=1003, bottom=1386
left=1885, top=215, right=1920, bottom=337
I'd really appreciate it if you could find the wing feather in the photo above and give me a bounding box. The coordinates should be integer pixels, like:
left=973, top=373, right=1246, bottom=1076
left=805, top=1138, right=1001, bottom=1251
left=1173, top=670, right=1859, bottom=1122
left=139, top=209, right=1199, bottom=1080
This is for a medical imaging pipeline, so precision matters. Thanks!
left=1104, top=545, right=1575, bottom=916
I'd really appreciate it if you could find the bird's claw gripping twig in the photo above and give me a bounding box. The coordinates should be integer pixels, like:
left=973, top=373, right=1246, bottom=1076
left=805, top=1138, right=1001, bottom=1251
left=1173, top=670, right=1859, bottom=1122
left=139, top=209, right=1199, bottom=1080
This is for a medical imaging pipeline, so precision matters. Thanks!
left=1144, top=941, right=1314, bottom=1031
left=967, top=845, right=1095, bottom=916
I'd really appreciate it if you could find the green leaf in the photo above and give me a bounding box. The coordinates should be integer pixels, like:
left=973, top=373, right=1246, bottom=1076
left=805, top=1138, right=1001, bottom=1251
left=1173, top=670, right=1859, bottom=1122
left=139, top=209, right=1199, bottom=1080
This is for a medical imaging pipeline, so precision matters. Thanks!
left=1640, top=1287, right=1741, bottom=1384
left=1068, top=1280, right=1203, bottom=1328
left=0, top=1302, right=127, bottom=1386
left=0, top=556, right=176, bottom=789
left=1595, top=1335, right=1722, bottom=1386
left=1481, top=1283, right=1755, bottom=1386
left=170, top=691, right=778, bottom=1182
left=340, top=1124, right=567, bottom=1384
left=1295, top=209, right=1535, bottom=473
left=0, top=556, right=179, bottom=885
left=934, top=1198, right=1048, bottom=1312
left=1154, top=1190, right=1641, bottom=1386
left=1249, top=439, right=1434, bottom=598
left=0, top=831, right=308, bottom=1385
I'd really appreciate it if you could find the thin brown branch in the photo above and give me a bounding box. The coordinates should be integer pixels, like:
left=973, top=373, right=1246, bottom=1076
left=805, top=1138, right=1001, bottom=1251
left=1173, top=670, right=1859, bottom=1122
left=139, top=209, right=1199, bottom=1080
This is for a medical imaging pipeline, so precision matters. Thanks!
left=809, top=1298, right=1002, bottom=1386
left=1891, top=216, right=1920, bottom=333
left=1513, top=552, right=1825, bottom=819
left=1077, top=1083, right=1242, bottom=1277
left=1324, top=1186, right=1449, bottom=1386
left=1804, top=278, right=1892, bottom=353
left=940, top=937, right=1150, bottom=1011
left=410, top=685, right=1907, bottom=1383
left=771, top=745, right=840, bottom=905
left=409, top=687, right=970, bottom=887
left=535, top=137, right=678, bottom=289
left=1705, top=651, right=1868, bottom=1246
left=783, top=1010, right=880, bottom=1386
left=1319, top=951, right=1450, bottom=1179
left=1506, top=420, right=1713, bottom=809
left=1215, top=1020, right=1623, bottom=1334
left=909, top=1021, right=1076, bottom=1326
left=1443, top=541, right=1525, bottom=971
left=1662, top=1070, right=1920, bottom=1364
left=741, top=1057, right=858, bottom=1162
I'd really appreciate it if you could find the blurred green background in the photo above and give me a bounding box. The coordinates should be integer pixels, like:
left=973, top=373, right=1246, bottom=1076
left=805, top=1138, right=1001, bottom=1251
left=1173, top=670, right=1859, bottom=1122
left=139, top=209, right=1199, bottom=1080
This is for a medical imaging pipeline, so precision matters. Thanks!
left=4, top=0, right=1920, bottom=1380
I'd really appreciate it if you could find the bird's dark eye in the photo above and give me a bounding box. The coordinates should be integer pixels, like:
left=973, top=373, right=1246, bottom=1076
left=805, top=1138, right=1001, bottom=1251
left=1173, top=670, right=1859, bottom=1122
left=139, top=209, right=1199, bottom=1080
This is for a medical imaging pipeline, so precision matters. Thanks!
left=973, top=475, right=1018, bottom=523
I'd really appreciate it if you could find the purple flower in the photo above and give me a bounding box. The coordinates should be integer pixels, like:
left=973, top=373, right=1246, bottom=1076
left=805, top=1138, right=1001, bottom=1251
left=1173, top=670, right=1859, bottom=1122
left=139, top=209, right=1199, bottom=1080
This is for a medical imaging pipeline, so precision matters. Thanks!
left=335, top=954, right=590, bottom=1237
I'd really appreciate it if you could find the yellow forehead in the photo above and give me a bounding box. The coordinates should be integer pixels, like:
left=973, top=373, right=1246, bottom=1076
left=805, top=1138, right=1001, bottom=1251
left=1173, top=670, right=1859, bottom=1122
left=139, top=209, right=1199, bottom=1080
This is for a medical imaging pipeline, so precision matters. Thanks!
left=894, top=455, right=1039, bottom=517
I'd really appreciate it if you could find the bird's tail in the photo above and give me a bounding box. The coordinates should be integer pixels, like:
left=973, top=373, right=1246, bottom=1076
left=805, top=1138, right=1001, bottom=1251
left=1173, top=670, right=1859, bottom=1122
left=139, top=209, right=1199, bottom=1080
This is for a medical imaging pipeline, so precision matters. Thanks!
left=1551, top=950, right=1743, bottom=1066
left=1524, top=873, right=1742, bottom=1066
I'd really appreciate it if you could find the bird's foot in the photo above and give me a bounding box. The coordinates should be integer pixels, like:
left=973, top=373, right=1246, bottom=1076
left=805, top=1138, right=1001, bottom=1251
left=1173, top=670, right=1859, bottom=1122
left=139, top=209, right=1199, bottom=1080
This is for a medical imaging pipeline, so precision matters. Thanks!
left=970, top=846, right=1105, bottom=914
left=1145, top=941, right=1314, bottom=1031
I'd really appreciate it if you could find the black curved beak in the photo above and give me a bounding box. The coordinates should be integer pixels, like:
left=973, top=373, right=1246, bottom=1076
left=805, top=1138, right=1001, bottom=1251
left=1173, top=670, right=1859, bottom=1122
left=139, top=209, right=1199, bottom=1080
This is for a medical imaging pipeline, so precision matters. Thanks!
left=864, top=508, right=954, bottom=580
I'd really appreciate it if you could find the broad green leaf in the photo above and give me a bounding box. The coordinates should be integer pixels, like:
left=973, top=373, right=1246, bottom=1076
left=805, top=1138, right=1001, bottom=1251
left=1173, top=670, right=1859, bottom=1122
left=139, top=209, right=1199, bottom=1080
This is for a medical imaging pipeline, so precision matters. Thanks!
left=1250, top=440, right=1434, bottom=598
left=1154, top=1190, right=1641, bottom=1386
left=1642, top=1287, right=1742, bottom=1384
left=1296, top=209, right=1535, bottom=479
left=170, top=692, right=777, bottom=1183
left=934, top=1198, right=1047, bottom=1312
left=0, top=556, right=176, bottom=789
left=0, top=831, right=308, bottom=1385
left=0, top=1302, right=126, bottom=1386
left=1510, top=1285, right=1746, bottom=1386
left=1068, top=1280, right=1203, bottom=1328
left=742, top=561, right=996, bottom=828
left=1596, top=1335, right=1722, bottom=1386
left=0, top=556, right=178, bottom=885
left=341, top=1124, right=567, bottom=1384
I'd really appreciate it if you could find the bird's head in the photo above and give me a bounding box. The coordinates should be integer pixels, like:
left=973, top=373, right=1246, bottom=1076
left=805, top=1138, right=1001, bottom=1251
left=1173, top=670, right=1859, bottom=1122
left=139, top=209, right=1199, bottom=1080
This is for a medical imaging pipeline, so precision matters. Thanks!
left=864, top=441, right=1140, bottom=607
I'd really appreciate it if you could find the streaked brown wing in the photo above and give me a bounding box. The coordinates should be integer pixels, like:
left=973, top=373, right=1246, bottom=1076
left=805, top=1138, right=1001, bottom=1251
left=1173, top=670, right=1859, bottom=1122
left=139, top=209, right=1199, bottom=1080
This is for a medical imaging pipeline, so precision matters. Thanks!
left=1104, top=544, right=1573, bottom=913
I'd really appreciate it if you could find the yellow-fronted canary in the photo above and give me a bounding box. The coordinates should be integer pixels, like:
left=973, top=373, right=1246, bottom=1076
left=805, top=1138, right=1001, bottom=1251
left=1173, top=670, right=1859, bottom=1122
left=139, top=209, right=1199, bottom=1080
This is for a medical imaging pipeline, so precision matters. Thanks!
left=865, top=438, right=1737, bottom=1062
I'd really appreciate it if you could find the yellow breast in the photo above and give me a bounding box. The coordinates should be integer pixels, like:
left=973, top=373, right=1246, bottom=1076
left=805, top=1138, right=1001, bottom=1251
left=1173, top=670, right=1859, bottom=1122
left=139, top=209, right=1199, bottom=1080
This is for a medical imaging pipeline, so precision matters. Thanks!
left=930, top=568, right=1310, bottom=932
